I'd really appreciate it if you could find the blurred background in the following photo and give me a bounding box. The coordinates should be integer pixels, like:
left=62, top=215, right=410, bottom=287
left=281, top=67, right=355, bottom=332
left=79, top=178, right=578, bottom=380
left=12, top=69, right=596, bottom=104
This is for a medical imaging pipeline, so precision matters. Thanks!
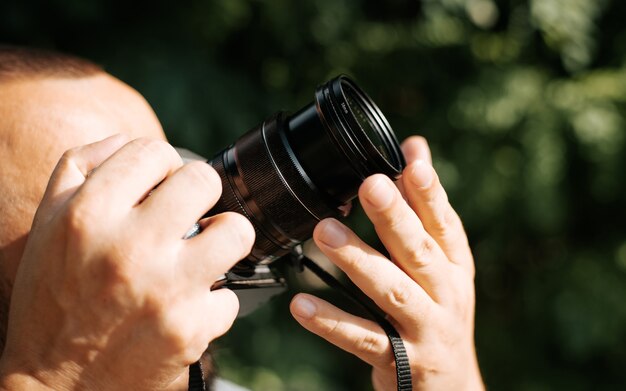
left=2, top=0, right=626, bottom=389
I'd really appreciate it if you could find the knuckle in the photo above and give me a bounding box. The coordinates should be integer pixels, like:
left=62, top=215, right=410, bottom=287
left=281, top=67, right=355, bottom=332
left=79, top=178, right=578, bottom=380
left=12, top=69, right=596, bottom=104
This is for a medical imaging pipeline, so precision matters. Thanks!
left=134, top=138, right=181, bottom=166
left=133, top=137, right=166, bottom=151
left=132, top=137, right=159, bottom=152
left=56, top=147, right=86, bottom=177
left=355, top=332, right=385, bottom=356
left=60, top=147, right=81, bottom=165
left=220, top=212, right=255, bottom=253
left=64, top=199, right=98, bottom=236
left=98, top=253, right=135, bottom=286
left=386, top=282, right=413, bottom=309
left=408, top=238, right=437, bottom=268
left=184, top=161, right=221, bottom=194
left=442, top=205, right=458, bottom=228
left=412, top=362, right=441, bottom=384
left=319, top=317, right=343, bottom=339
left=431, top=205, right=458, bottom=239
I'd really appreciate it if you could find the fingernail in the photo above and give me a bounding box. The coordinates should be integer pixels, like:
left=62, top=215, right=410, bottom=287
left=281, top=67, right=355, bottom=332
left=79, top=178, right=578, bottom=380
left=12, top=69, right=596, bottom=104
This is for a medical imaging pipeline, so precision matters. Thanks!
left=408, top=160, right=433, bottom=189
left=292, top=296, right=316, bottom=319
left=366, top=177, right=394, bottom=209
left=318, top=219, right=348, bottom=248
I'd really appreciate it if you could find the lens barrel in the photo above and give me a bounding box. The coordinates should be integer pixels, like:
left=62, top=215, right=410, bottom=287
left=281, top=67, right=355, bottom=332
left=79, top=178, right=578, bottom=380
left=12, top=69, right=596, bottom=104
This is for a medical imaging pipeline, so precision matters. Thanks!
left=207, top=75, right=405, bottom=266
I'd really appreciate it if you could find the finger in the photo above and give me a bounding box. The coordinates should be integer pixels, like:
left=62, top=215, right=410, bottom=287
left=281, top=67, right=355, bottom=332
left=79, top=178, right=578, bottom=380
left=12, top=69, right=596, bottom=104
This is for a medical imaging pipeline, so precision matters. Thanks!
left=359, top=175, right=451, bottom=302
left=164, top=288, right=239, bottom=364
left=313, top=218, right=433, bottom=327
left=397, top=136, right=432, bottom=198
left=138, top=161, right=222, bottom=238
left=38, top=133, right=130, bottom=215
left=402, top=160, right=474, bottom=273
left=201, top=289, right=239, bottom=340
left=181, top=212, right=255, bottom=282
left=80, top=138, right=183, bottom=210
left=291, top=293, right=392, bottom=367
left=401, top=136, right=432, bottom=165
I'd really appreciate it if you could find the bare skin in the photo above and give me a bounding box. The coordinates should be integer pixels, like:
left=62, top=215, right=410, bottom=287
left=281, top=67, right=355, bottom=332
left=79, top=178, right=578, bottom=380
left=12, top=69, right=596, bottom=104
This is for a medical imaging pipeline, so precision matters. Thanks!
left=0, top=74, right=167, bottom=290
left=291, top=137, right=485, bottom=390
left=0, top=74, right=253, bottom=390
left=0, top=73, right=483, bottom=390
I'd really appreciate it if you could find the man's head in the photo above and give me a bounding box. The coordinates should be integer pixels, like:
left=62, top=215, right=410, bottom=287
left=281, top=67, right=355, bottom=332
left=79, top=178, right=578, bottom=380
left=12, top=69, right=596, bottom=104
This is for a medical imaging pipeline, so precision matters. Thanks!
left=0, top=45, right=166, bottom=347
left=0, top=46, right=218, bottom=389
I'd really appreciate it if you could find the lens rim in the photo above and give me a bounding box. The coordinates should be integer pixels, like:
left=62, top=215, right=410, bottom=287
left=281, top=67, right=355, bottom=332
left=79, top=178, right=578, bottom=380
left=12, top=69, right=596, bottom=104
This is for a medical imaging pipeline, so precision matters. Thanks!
left=315, top=75, right=405, bottom=180
left=340, top=78, right=404, bottom=170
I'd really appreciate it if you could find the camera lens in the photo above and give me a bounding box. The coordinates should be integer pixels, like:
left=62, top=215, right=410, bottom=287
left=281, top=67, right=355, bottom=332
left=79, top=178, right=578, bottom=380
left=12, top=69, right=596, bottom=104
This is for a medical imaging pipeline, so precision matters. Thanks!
left=343, top=80, right=393, bottom=163
left=207, top=75, right=405, bottom=265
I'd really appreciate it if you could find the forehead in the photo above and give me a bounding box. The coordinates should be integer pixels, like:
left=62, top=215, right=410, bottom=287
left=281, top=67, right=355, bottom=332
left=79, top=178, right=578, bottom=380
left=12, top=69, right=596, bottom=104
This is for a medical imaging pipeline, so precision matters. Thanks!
left=1, top=73, right=165, bottom=171
left=0, top=74, right=164, bottom=147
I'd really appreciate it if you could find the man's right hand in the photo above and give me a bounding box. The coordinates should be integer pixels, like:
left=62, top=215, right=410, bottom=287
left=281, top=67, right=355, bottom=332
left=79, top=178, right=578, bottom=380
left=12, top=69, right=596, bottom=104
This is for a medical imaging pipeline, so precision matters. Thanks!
left=0, top=135, right=254, bottom=390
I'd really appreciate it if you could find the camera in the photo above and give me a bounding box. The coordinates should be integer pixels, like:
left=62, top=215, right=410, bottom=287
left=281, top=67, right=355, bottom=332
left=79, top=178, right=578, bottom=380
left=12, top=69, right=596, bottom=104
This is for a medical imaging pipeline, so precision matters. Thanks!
left=207, top=75, right=404, bottom=262
left=185, top=76, right=414, bottom=389
left=180, top=75, right=405, bottom=315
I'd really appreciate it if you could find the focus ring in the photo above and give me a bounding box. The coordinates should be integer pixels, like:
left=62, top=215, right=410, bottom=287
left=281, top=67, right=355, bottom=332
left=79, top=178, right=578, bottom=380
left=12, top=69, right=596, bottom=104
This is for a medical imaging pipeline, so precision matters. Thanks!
left=208, top=114, right=346, bottom=263
left=208, top=150, right=286, bottom=262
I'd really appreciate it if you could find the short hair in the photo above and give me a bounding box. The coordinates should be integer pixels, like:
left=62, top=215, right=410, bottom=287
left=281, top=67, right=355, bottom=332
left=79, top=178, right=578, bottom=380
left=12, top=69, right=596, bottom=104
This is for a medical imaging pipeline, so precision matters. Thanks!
left=0, top=45, right=102, bottom=81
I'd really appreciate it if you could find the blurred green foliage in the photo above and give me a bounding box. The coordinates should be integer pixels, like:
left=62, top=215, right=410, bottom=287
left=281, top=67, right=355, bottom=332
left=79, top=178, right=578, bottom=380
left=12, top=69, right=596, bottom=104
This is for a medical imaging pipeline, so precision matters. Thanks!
left=2, top=0, right=626, bottom=389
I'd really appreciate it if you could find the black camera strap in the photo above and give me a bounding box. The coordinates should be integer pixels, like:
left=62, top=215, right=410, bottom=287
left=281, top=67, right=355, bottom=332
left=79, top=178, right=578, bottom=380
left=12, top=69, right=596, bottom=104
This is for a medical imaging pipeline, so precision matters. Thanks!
left=188, top=360, right=206, bottom=391
left=296, top=255, right=413, bottom=391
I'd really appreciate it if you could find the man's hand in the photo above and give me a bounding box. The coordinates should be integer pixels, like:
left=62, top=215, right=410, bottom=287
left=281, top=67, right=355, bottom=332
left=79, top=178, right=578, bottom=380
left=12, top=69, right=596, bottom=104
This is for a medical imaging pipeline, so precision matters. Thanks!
left=0, top=135, right=254, bottom=390
left=290, top=136, right=484, bottom=390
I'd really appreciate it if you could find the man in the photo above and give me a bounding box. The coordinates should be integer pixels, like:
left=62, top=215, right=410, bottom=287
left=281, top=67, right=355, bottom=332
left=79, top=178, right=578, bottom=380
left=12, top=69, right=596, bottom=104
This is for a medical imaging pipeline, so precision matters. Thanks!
left=0, top=46, right=484, bottom=390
